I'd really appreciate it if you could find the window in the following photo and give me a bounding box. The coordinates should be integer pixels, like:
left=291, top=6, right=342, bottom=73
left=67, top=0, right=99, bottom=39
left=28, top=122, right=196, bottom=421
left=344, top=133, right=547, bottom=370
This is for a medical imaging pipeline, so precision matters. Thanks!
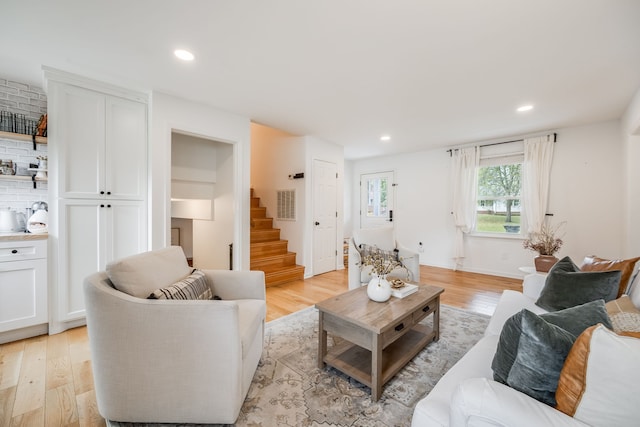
left=475, top=142, right=524, bottom=234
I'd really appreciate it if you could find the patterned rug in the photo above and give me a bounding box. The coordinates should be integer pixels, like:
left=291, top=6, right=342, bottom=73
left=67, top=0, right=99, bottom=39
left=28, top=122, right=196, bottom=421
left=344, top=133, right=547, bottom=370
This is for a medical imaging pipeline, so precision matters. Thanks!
left=110, top=304, right=489, bottom=427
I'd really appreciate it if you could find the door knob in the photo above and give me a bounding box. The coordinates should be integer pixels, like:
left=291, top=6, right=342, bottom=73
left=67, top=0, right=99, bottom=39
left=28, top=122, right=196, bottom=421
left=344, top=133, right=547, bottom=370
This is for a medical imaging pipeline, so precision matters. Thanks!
left=315, top=221, right=320, bottom=226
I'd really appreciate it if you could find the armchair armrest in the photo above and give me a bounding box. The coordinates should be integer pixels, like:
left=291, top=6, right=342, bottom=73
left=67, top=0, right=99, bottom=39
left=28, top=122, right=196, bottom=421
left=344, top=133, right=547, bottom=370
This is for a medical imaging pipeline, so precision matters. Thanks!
left=397, top=244, right=421, bottom=283
left=450, top=378, right=590, bottom=427
left=202, top=270, right=266, bottom=301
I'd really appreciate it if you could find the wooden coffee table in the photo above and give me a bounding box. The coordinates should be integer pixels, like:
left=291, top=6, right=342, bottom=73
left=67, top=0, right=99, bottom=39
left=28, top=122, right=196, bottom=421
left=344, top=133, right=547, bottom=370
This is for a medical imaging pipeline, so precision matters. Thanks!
left=315, top=283, right=444, bottom=401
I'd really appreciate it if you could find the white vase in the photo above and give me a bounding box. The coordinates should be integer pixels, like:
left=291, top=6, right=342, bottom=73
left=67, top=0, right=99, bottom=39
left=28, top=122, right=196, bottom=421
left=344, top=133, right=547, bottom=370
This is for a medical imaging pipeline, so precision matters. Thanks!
left=367, top=275, right=392, bottom=302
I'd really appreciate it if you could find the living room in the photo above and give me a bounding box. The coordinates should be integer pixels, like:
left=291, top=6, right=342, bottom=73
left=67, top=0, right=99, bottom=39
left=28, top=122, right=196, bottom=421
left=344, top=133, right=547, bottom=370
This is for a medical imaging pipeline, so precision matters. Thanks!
left=1, top=1, right=640, bottom=426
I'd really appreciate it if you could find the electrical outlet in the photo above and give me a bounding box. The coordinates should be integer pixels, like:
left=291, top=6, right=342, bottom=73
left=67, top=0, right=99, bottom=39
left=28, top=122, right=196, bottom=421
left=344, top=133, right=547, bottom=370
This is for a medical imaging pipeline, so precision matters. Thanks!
left=418, top=242, right=424, bottom=253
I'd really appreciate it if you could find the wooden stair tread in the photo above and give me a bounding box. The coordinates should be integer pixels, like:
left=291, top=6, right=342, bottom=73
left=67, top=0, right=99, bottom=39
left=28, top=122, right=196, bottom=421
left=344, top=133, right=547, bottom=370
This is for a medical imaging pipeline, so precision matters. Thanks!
left=250, top=189, right=304, bottom=287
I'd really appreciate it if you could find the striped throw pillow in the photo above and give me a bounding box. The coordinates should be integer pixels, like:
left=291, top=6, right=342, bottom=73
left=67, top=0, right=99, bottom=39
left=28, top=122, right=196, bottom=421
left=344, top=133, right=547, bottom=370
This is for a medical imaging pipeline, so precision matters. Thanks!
left=147, top=269, right=213, bottom=300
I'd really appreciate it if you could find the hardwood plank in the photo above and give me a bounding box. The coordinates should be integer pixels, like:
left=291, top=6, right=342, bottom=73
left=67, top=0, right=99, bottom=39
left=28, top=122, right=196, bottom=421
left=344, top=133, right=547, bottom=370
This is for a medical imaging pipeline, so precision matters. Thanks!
left=46, top=356, right=73, bottom=391
left=0, top=386, right=16, bottom=426
left=76, top=390, right=105, bottom=427
left=71, top=361, right=94, bottom=396
left=12, top=339, right=46, bottom=417
left=0, top=351, right=23, bottom=390
left=45, top=382, right=79, bottom=426
left=10, top=406, right=44, bottom=427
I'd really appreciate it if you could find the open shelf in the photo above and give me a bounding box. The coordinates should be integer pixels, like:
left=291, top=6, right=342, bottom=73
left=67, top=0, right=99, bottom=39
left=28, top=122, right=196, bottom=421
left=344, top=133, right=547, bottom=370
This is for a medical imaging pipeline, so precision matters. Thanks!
left=0, top=130, right=47, bottom=144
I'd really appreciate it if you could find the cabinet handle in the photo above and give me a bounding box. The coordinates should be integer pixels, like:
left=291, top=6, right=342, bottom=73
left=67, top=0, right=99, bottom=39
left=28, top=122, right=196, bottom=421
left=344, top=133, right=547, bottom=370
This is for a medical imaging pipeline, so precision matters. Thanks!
left=100, top=204, right=105, bottom=208
left=394, top=323, right=405, bottom=332
left=100, top=191, right=105, bottom=195
left=107, top=204, right=112, bottom=208
left=11, top=249, right=18, bottom=254
left=422, top=305, right=430, bottom=312
left=107, top=191, right=111, bottom=195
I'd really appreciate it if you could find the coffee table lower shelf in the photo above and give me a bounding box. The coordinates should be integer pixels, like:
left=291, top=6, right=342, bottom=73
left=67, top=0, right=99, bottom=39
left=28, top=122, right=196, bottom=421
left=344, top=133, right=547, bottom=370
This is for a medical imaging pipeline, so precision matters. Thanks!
left=323, top=323, right=435, bottom=390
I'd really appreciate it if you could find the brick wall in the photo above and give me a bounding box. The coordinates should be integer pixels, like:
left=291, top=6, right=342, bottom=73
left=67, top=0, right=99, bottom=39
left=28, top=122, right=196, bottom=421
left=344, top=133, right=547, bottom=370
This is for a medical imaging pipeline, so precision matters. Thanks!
left=0, top=77, right=47, bottom=122
left=0, top=76, right=48, bottom=213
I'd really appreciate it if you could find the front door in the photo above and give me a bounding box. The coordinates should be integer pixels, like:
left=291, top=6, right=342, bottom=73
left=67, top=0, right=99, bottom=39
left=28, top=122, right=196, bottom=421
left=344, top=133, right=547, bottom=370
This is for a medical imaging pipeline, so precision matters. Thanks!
left=360, top=171, right=395, bottom=228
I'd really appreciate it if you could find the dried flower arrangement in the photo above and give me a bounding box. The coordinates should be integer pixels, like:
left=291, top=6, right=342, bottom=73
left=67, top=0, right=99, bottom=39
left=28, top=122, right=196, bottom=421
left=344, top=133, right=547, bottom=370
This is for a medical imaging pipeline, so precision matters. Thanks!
left=522, top=221, right=565, bottom=256
left=360, top=245, right=409, bottom=279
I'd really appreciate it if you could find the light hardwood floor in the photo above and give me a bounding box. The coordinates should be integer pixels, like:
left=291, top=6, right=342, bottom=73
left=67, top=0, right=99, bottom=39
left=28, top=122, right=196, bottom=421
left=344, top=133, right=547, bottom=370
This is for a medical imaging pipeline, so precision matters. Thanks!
left=0, top=265, right=522, bottom=426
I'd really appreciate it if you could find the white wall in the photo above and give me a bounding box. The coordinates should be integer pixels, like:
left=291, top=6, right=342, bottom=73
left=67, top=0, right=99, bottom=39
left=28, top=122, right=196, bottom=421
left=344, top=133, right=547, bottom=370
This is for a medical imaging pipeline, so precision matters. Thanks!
left=622, top=87, right=640, bottom=257
left=149, top=92, right=251, bottom=270
left=349, top=120, right=626, bottom=278
left=193, top=142, right=234, bottom=269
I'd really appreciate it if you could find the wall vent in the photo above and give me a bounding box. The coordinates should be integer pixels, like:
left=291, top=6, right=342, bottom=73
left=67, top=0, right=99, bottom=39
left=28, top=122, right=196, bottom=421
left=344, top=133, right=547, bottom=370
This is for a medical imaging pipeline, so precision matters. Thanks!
left=277, top=189, right=296, bottom=221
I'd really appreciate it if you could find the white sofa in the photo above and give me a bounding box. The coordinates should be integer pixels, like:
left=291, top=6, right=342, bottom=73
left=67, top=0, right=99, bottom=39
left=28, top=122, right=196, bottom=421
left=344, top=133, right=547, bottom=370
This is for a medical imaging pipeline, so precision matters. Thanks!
left=348, top=227, right=421, bottom=290
left=411, top=271, right=640, bottom=427
left=83, top=246, right=266, bottom=425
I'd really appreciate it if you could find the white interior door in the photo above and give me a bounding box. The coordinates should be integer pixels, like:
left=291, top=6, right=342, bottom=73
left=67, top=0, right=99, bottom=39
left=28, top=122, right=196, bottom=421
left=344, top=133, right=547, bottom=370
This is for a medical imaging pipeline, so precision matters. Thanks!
left=360, top=171, right=395, bottom=229
left=313, top=160, right=337, bottom=275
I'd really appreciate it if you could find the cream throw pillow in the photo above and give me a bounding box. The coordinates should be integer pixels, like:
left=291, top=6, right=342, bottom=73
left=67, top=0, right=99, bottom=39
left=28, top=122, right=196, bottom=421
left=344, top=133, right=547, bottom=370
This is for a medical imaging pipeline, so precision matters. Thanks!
left=555, top=325, right=640, bottom=426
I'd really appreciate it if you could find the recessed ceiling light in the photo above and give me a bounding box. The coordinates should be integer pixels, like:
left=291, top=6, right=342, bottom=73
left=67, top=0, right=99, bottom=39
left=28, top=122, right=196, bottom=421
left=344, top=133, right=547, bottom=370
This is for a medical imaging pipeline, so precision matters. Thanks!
left=380, top=135, right=391, bottom=142
left=174, top=49, right=195, bottom=61
left=517, top=105, right=534, bottom=112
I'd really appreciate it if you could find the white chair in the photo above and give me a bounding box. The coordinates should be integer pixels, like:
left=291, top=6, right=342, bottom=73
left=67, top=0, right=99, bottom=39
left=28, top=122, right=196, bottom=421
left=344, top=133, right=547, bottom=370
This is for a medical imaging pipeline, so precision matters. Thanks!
left=83, top=246, right=266, bottom=424
left=348, top=227, right=420, bottom=289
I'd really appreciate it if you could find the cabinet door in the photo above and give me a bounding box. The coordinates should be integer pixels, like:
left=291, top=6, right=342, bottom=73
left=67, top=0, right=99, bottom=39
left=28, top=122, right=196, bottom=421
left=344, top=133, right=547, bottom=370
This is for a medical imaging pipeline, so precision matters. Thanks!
left=54, top=84, right=106, bottom=199
left=105, top=97, right=147, bottom=200
left=104, top=200, right=148, bottom=262
left=0, top=258, right=47, bottom=333
left=56, top=200, right=102, bottom=324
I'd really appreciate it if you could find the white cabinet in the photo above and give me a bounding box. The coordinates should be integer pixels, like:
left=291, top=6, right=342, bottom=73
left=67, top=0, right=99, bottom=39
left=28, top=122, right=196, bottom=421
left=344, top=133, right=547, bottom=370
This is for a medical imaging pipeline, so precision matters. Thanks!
left=45, top=69, right=149, bottom=334
left=51, top=83, right=147, bottom=200
left=0, top=239, right=48, bottom=343
left=50, top=199, right=146, bottom=332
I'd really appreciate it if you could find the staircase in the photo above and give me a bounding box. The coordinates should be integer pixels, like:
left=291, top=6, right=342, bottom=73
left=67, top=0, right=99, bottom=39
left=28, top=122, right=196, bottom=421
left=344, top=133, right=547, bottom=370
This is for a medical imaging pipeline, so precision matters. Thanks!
left=250, top=189, right=305, bottom=287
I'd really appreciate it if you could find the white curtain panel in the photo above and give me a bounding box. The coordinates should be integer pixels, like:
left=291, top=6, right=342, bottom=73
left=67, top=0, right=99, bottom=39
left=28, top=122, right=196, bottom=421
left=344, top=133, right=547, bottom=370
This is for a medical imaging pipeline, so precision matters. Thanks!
left=451, top=146, right=479, bottom=270
left=523, top=135, right=555, bottom=233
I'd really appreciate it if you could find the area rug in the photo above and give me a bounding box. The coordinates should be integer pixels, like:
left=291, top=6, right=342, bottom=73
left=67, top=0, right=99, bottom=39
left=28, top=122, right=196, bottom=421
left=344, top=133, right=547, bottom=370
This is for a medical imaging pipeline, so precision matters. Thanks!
left=109, top=304, right=489, bottom=427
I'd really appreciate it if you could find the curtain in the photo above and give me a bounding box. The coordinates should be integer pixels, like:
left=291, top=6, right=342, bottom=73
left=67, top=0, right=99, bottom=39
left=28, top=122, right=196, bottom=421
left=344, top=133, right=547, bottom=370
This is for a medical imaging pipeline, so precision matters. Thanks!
left=451, top=146, right=479, bottom=270
left=522, top=135, right=555, bottom=233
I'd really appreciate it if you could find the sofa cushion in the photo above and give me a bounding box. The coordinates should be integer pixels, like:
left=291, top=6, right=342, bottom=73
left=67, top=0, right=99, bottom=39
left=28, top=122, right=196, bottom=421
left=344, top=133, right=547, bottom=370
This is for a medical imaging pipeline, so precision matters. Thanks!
left=555, top=325, right=640, bottom=426
left=581, top=255, right=640, bottom=298
left=605, top=295, right=640, bottom=333
left=148, top=269, right=213, bottom=300
left=107, top=246, right=192, bottom=298
left=492, top=301, right=612, bottom=406
left=536, top=256, right=620, bottom=311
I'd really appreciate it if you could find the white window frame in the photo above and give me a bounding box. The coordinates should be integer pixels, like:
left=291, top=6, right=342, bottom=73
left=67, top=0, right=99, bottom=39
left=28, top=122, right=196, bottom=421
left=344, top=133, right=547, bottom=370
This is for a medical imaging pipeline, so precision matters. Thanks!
left=472, top=142, right=526, bottom=238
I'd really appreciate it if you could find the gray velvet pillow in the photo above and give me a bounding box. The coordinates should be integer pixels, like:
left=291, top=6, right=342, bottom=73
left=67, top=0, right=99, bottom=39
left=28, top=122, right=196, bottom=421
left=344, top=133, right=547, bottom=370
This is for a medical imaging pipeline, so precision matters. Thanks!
left=492, top=300, right=612, bottom=405
left=536, top=256, right=621, bottom=311
left=504, top=310, right=575, bottom=406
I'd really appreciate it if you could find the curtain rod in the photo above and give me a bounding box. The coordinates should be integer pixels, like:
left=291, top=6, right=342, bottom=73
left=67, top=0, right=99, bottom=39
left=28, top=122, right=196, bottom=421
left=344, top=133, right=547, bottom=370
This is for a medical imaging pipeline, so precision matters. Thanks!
left=447, top=132, right=557, bottom=155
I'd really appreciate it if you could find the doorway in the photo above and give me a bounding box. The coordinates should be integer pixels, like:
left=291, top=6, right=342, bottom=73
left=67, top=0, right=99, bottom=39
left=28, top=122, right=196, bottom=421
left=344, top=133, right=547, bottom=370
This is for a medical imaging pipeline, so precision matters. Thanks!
left=170, top=131, right=234, bottom=269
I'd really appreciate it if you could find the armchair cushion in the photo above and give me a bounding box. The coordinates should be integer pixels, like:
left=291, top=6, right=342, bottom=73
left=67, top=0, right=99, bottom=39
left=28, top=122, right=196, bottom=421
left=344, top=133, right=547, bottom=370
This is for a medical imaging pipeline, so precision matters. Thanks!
left=148, top=269, right=213, bottom=300
left=536, top=256, right=621, bottom=311
left=107, top=246, right=192, bottom=298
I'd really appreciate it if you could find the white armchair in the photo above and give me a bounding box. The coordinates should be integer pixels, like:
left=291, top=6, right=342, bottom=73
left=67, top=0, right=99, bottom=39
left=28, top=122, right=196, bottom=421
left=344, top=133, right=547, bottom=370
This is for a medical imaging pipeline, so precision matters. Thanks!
left=83, top=246, right=266, bottom=424
left=348, top=227, right=421, bottom=289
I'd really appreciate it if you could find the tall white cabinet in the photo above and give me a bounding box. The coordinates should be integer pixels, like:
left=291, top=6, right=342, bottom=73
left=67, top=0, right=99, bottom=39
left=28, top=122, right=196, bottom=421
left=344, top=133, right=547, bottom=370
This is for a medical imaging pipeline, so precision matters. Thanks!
left=45, top=69, right=149, bottom=334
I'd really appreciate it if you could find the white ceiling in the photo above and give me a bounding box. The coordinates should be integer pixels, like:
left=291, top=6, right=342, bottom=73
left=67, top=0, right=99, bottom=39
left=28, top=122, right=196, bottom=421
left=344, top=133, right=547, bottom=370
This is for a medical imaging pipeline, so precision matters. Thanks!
left=2, top=1, right=639, bottom=159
